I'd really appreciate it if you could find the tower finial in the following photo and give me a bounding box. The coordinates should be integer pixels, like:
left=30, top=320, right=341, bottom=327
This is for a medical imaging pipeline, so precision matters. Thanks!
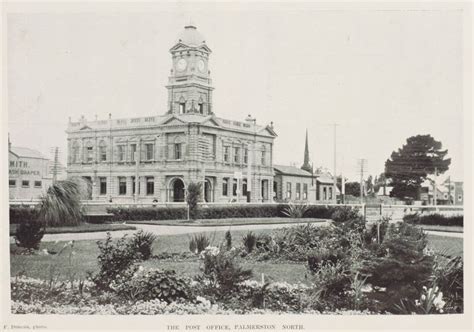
left=301, top=129, right=313, bottom=173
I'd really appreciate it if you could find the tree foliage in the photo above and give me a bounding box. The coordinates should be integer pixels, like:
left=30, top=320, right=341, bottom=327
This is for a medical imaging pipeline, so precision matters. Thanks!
left=385, top=135, right=450, bottom=200
left=186, top=182, right=202, bottom=220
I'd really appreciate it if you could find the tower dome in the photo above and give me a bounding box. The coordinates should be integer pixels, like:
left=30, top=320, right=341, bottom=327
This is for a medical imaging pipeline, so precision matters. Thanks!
left=176, top=23, right=206, bottom=47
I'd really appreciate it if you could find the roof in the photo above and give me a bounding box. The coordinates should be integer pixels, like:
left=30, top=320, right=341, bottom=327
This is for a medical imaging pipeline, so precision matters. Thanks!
left=10, top=146, right=47, bottom=160
left=377, top=186, right=393, bottom=196
left=274, top=165, right=313, bottom=177
left=316, top=174, right=335, bottom=184
left=176, top=24, right=206, bottom=47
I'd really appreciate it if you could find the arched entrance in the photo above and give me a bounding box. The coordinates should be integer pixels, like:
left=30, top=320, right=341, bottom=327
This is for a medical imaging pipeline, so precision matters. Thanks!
left=169, top=178, right=185, bottom=202
left=204, top=178, right=214, bottom=202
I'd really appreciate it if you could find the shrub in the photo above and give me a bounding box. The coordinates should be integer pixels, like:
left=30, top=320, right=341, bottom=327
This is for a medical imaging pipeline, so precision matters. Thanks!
left=225, top=230, right=232, bottom=250
left=111, top=267, right=191, bottom=303
left=92, top=233, right=141, bottom=290
left=331, top=206, right=360, bottom=222
left=129, top=230, right=157, bottom=260
left=186, top=182, right=202, bottom=220
left=9, top=206, right=39, bottom=224
left=281, top=202, right=309, bottom=218
left=189, top=234, right=210, bottom=254
left=404, top=213, right=463, bottom=227
left=242, top=231, right=257, bottom=253
left=431, top=255, right=463, bottom=313
left=200, top=246, right=252, bottom=295
left=14, top=220, right=45, bottom=250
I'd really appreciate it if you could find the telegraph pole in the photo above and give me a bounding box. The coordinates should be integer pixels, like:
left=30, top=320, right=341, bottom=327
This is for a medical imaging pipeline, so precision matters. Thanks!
left=357, top=158, right=367, bottom=205
left=433, top=167, right=438, bottom=206
left=332, top=123, right=338, bottom=204
left=52, top=147, right=59, bottom=185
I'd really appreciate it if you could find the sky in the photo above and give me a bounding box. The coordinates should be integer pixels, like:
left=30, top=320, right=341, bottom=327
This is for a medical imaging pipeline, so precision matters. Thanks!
left=6, top=3, right=465, bottom=181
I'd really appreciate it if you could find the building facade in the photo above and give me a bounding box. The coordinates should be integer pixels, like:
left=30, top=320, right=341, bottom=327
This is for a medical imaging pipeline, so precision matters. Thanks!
left=66, top=24, right=277, bottom=203
left=9, top=143, right=52, bottom=200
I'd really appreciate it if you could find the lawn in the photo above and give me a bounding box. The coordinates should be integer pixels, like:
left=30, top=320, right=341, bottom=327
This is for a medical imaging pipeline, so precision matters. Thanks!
left=10, top=227, right=463, bottom=284
left=9, top=223, right=136, bottom=235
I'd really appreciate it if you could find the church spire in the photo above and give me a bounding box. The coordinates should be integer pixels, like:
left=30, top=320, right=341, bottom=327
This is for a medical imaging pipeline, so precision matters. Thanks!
left=301, top=129, right=313, bottom=173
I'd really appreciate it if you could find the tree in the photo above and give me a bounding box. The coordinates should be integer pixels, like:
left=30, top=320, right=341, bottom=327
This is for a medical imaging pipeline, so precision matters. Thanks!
left=366, top=175, right=374, bottom=194
left=344, top=181, right=361, bottom=197
left=385, top=135, right=451, bottom=200
left=186, top=182, right=202, bottom=220
left=38, top=179, right=85, bottom=226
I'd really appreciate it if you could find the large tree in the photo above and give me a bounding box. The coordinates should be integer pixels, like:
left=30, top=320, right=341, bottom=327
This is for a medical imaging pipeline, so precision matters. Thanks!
left=385, top=135, right=451, bottom=200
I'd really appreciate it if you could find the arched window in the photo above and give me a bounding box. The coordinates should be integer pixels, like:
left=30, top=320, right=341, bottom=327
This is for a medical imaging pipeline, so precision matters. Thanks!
left=99, top=140, right=107, bottom=162
left=84, top=141, right=94, bottom=163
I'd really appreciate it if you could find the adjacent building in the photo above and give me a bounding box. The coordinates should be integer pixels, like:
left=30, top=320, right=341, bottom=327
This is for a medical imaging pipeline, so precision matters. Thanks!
left=66, top=24, right=276, bottom=203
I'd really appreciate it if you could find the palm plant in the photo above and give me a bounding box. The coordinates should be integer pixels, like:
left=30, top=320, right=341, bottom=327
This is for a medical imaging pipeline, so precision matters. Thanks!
left=282, top=202, right=309, bottom=218
left=38, top=179, right=85, bottom=226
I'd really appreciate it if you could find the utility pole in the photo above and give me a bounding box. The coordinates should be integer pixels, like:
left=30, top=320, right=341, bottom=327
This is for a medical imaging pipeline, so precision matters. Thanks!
left=357, top=158, right=367, bottom=205
left=52, top=147, right=59, bottom=185
left=134, top=139, right=141, bottom=203
left=433, top=167, right=438, bottom=206
left=332, top=123, right=338, bottom=204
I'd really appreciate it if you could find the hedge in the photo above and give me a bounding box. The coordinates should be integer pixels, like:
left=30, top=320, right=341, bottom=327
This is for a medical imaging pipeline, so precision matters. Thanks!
left=9, top=206, right=39, bottom=225
left=404, top=213, right=463, bottom=227
left=11, top=204, right=359, bottom=224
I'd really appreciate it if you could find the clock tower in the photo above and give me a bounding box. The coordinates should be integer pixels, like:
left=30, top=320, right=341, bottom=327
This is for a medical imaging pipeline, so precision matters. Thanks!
left=166, top=24, right=214, bottom=115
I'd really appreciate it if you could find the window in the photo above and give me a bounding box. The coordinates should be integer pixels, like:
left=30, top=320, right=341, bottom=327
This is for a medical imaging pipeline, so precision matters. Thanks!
left=329, top=187, right=333, bottom=200
left=9, top=179, right=16, bottom=187
left=119, top=177, right=126, bottom=195
left=146, top=177, right=154, bottom=195
left=131, top=176, right=139, bottom=195
left=34, top=181, right=42, bottom=188
left=458, top=195, right=463, bottom=201
left=145, top=143, right=154, bottom=160
left=296, top=183, right=301, bottom=200
left=223, top=146, right=230, bottom=163
left=174, top=143, right=182, bottom=160
left=99, top=141, right=107, bottom=162
left=233, top=179, right=238, bottom=196
left=303, top=183, right=308, bottom=200
left=261, top=148, right=266, bottom=165
left=243, top=148, right=248, bottom=164
left=9, top=161, right=14, bottom=167
left=86, top=146, right=94, bottom=163
left=22, top=180, right=30, bottom=187
left=323, top=187, right=327, bottom=200
left=118, top=145, right=125, bottom=161
left=286, top=182, right=292, bottom=199
left=72, top=142, right=80, bottom=163
left=130, top=144, right=137, bottom=162
left=179, top=103, right=185, bottom=114
left=242, top=179, right=248, bottom=196
left=98, top=177, right=107, bottom=195
left=199, top=103, right=204, bottom=114
left=234, top=147, right=240, bottom=164
left=222, top=178, right=229, bottom=196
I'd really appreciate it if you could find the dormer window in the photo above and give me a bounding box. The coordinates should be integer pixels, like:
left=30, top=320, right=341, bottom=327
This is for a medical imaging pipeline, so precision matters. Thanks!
left=179, top=103, right=185, bottom=114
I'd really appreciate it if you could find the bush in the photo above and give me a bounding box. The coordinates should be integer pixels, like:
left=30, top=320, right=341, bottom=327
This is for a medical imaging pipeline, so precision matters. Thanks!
left=281, top=202, right=309, bottom=218
left=200, top=246, right=252, bottom=295
left=242, top=231, right=257, bottom=253
left=111, top=267, right=191, bottom=303
left=10, top=206, right=39, bottom=224
left=129, top=230, right=157, bottom=260
left=92, top=233, right=141, bottom=290
left=331, top=206, right=360, bottom=222
left=189, top=234, right=211, bottom=254
left=186, top=182, right=202, bottom=220
left=225, top=231, right=232, bottom=250
left=14, top=220, right=45, bottom=250
left=431, top=255, right=463, bottom=313
left=404, top=213, right=463, bottom=227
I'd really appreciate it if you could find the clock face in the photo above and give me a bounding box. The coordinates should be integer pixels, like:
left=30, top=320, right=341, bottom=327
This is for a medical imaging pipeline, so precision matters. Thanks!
left=177, top=58, right=187, bottom=71
left=198, top=59, right=205, bottom=73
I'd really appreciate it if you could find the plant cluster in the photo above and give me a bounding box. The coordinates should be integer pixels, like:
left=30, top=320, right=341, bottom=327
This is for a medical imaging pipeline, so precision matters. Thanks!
left=107, top=207, right=187, bottom=222
left=189, top=234, right=211, bottom=254
left=9, top=206, right=39, bottom=224
left=404, top=213, right=463, bottom=227
left=281, top=202, right=309, bottom=218
left=186, top=182, right=202, bottom=220
left=14, top=220, right=45, bottom=250
left=110, top=267, right=191, bottom=303
left=92, top=231, right=156, bottom=290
